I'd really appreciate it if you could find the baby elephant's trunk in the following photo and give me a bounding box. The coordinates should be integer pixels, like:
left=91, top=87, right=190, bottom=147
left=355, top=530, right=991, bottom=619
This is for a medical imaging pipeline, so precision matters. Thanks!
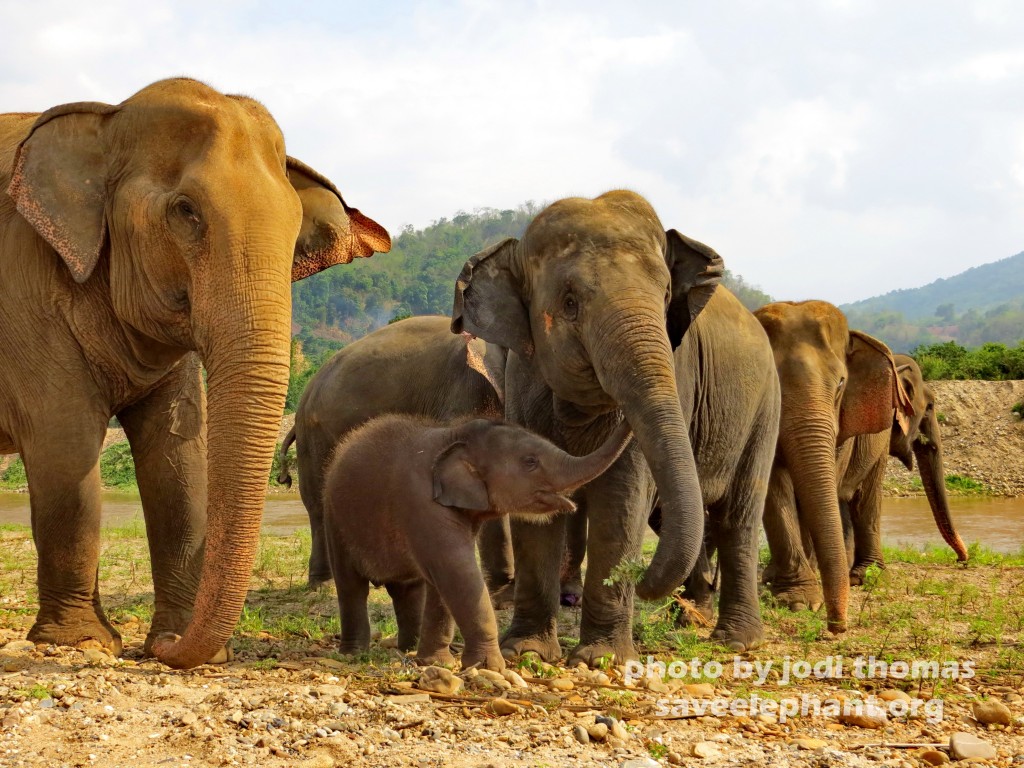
left=552, top=418, right=633, bottom=492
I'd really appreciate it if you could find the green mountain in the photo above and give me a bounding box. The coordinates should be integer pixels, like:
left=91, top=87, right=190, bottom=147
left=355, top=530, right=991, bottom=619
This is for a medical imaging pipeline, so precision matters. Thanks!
left=840, top=250, right=1024, bottom=352
left=291, top=205, right=772, bottom=358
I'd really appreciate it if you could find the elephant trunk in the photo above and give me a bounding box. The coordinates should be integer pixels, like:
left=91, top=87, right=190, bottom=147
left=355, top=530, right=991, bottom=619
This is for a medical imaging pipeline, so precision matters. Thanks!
left=154, top=247, right=293, bottom=669
left=588, top=300, right=704, bottom=601
left=550, top=418, right=633, bottom=492
left=913, top=411, right=968, bottom=562
left=780, top=415, right=850, bottom=633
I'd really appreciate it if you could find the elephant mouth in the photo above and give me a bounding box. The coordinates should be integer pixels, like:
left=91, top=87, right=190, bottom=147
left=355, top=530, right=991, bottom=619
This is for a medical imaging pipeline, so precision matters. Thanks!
left=511, top=492, right=578, bottom=520
left=553, top=395, right=616, bottom=426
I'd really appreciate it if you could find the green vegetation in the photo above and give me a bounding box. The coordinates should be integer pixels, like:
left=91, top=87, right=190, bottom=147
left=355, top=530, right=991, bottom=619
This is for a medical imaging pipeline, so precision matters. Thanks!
left=0, top=456, right=27, bottom=489
left=290, top=205, right=773, bottom=363
left=911, top=340, right=1024, bottom=380
left=98, top=442, right=137, bottom=488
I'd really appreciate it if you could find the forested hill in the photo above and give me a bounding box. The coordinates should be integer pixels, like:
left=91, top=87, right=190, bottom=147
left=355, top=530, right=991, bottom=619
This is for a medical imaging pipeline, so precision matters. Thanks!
left=841, top=250, right=1024, bottom=352
left=291, top=205, right=773, bottom=357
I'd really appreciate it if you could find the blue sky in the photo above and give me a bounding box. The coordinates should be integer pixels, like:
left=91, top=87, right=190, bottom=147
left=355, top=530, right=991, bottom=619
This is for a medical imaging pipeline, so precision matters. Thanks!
left=3, top=0, right=1023, bottom=304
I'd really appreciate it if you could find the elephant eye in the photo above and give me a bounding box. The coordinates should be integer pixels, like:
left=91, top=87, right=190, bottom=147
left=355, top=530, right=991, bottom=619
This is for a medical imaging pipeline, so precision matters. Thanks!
left=562, top=293, right=579, bottom=321
left=172, top=196, right=203, bottom=228
left=522, top=455, right=539, bottom=471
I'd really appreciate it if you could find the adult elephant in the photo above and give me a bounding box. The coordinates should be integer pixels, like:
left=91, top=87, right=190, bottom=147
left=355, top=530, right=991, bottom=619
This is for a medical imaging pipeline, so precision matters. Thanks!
left=840, top=354, right=968, bottom=584
left=452, top=191, right=780, bottom=662
left=756, top=301, right=911, bottom=633
left=0, top=79, right=390, bottom=669
left=277, top=315, right=508, bottom=590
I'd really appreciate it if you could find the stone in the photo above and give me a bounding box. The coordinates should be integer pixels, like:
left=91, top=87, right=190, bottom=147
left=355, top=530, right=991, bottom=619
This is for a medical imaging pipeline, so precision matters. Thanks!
left=621, top=759, right=660, bottom=768
left=179, top=711, right=198, bottom=726
left=547, top=678, right=574, bottom=691
left=644, top=676, right=669, bottom=693
left=572, top=725, right=590, bottom=744
left=486, top=698, right=522, bottom=716
left=792, top=738, right=828, bottom=750
left=379, top=636, right=399, bottom=649
left=689, top=741, right=722, bottom=758
left=597, top=715, right=629, bottom=741
left=683, top=683, right=715, bottom=698
left=387, top=694, right=431, bottom=705
left=82, top=648, right=111, bottom=665
left=918, top=749, right=950, bottom=765
left=949, top=732, right=997, bottom=761
left=416, top=667, right=463, bottom=696
left=501, top=669, right=528, bottom=688
left=972, top=700, right=1012, bottom=726
left=1, top=640, right=36, bottom=653
left=586, top=722, right=609, bottom=741
left=839, top=703, right=888, bottom=729
left=878, top=689, right=912, bottom=703
left=666, top=752, right=685, bottom=766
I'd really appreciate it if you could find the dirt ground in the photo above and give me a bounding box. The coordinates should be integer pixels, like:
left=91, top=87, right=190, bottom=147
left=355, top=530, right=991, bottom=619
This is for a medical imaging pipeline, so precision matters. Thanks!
left=1, top=381, right=1023, bottom=767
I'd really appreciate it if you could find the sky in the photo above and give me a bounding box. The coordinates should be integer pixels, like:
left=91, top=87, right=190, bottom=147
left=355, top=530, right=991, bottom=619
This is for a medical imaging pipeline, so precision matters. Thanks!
left=2, top=0, right=1023, bottom=304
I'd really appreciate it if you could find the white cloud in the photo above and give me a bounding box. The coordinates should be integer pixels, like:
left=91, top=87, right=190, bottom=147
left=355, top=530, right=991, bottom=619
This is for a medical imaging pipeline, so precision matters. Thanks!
left=2, top=0, right=1023, bottom=304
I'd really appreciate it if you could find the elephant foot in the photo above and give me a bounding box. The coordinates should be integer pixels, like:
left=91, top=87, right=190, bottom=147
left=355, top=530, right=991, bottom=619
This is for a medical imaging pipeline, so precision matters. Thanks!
left=769, top=583, right=824, bottom=613
left=489, top=581, right=516, bottom=611
left=710, top=621, right=764, bottom=652
left=415, top=648, right=458, bottom=668
left=461, top=645, right=506, bottom=672
left=144, top=633, right=233, bottom=664
left=849, top=560, right=884, bottom=587
left=567, top=639, right=636, bottom=668
left=500, top=631, right=562, bottom=663
left=28, top=618, right=123, bottom=656
left=307, top=574, right=332, bottom=591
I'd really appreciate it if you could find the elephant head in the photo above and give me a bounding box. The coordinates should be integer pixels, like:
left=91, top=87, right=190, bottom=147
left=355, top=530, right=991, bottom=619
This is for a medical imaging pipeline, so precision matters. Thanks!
left=889, top=355, right=968, bottom=562
left=452, top=190, right=723, bottom=599
left=6, top=78, right=390, bottom=668
left=755, top=301, right=912, bottom=632
left=433, top=417, right=632, bottom=517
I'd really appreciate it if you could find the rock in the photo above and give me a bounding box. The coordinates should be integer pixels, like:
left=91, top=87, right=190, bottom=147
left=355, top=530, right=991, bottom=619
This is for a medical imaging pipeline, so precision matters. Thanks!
left=644, top=676, right=669, bottom=693
left=501, top=669, right=528, bottom=688
left=683, top=683, right=715, bottom=698
left=179, top=711, right=198, bottom=726
left=486, top=698, right=522, bottom=716
left=573, top=725, right=590, bottom=744
left=972, top=700, right=1012, bottom=726
left=918, top=749, right=950, bottom=765
left=666, top=752, right=685, bottom=766
left=689, top=741, right=722, bottom=758
left=387, top=693, right=431, bottom=705
left=949, top=732, right=997, bottom=761
left=1004, top=692, right=1023, bottom=705
left=792, top=738, right=828, bottom=750
left=378, top=636, right=399, bottom=649
left=878, top=689, right=912, bottom=703
left=1, top=640, right=36, bottom=653
left=82, top=648, right=111, bottom=665
left=839, top=703, right=888, bottom=729
left=597, top=715, right=629, bottom=741
left=416, top=667, right=463, bottom=696
left=621, top=759, right=660, bottom=768
left=547, top=678, right=574, bottom=691
left=586, top=722, right=609, bottom=741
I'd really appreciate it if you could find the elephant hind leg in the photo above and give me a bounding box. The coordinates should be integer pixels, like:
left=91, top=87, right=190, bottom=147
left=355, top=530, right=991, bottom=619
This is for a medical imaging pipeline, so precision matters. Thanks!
left=297, top=427, right=334, bottom=588
left=385, top=580, right=425, bottom=651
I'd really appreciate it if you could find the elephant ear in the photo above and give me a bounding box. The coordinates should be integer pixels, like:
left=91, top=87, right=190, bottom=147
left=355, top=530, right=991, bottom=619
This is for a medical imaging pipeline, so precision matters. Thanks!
left=451, top=238, right=533, bottom=358
left=664, top=229, right=725, bottom=348
left=432, top=442, right=491, bottom=511
left=839, top=330, right=914, bottom=444
left=7, top=102, right=119, bottom=283
left=286, top=156, right=391, bottom=282
left=464, top=337, right=508, bottom=406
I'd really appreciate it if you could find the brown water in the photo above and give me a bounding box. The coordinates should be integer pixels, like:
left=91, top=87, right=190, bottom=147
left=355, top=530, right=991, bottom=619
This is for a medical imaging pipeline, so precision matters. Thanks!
left=0, top=492, right=1020, bottom=554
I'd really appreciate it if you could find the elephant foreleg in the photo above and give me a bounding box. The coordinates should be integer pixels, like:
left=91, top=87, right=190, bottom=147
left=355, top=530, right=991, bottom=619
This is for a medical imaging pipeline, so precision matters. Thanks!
left=762, top=465, right=823, bottom=612
left=118, top=355, right=211, bottom=657
left=24, top=410, right=118, bottom=653
left=501, top=514, right=566, bottom=662
left=568, top=443, right=654, bottom=667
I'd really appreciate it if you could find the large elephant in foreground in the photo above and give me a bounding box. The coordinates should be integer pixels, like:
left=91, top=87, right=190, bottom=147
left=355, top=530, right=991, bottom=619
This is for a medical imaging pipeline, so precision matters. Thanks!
left=756, top=301, right=911, bottom=633
left=0, top=79, right=389, bottom=669
left=277, top=315, right=507, bottom=589
left=840, top=354, right=968, bottom=584
left=452, top=191, right=781, bottom=661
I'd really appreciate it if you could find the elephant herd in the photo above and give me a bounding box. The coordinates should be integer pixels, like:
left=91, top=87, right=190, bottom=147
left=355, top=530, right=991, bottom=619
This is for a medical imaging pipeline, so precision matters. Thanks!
left=0, top=78, right=968, bottom=672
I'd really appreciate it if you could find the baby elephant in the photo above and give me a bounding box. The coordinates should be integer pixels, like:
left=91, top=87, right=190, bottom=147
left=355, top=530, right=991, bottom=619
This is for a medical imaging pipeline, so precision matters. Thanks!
left=323, top=414, right=632, bottom=671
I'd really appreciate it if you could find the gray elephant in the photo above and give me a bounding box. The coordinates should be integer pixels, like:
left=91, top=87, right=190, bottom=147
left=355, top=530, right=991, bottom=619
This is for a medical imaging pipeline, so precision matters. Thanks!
left=756, top=301, right=912, bottom=633
left=839, top=354, right=968, bottom=584
left=278, top=315, right=507, bottom=588
left=0, top=79, right=389, bottom=668
left=322, top=414, right=632, bottom=671
left=452, top=190, right=781, bottom=662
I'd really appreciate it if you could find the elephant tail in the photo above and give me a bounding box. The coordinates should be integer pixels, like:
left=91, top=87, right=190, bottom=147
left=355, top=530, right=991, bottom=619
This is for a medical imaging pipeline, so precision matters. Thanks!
left=277, top=426, right=296, bottom=488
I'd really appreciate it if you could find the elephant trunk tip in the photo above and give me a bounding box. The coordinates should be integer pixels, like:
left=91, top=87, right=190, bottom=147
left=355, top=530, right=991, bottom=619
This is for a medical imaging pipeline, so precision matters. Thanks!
left=152, top=633, right=206, bottom=670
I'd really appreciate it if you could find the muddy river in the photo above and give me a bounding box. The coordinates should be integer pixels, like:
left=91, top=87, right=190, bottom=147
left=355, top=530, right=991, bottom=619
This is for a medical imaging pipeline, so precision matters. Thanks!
left=0, top=492, right=1020, bottom=553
